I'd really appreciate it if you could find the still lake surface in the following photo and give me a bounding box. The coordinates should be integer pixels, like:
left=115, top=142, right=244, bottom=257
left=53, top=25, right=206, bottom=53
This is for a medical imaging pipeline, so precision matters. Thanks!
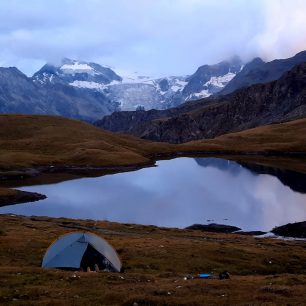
left=1, top=157, right=306, bottom=231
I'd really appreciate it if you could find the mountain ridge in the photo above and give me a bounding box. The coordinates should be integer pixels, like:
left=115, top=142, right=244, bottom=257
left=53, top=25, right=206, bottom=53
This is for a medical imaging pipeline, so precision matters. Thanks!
left=97, top=61, right=306, bottom=143
left=220, top=50, right=306, bottom=95
left=0, top=57, right=244, bottom=120
left=1, top=51, right=306, bottom=122
left=32, top=57, right=243, bottom=111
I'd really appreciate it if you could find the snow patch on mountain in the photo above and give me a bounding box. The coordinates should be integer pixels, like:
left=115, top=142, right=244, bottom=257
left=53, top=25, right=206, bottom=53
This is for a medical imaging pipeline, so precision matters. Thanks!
left=69, top=80, right=120, bottom=89
left=114, top=69, right=156, bottom=84
left=209, top=72, right=236, bottom=87
left=185, top=71, right=238, bottom=100
left=34, top=72, right=55, bottom=84
left=190, top=89, right=210, bottom=99
left=60, top=62, right=95, bottom=74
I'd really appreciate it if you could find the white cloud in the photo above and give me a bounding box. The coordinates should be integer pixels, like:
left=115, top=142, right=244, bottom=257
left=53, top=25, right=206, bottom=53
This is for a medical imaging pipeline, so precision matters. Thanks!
left=251, top=0, right=306, bottom=60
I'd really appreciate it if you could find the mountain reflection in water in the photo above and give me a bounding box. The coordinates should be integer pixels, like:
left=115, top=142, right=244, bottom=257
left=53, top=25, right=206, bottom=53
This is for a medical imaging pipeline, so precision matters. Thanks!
left=195, top=158, right=306, bottom=194
left=1, top=157, right=306, bottom=231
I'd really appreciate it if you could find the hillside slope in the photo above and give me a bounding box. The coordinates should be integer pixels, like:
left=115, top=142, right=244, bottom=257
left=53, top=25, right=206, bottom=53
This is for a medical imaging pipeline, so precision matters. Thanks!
left=1, top=114, right=306, bottom=174
left=2, top=115, right=306, bottom=171
left=0, top=115, right=170, bottom=170
left=182, top=118, right=306, bottom=153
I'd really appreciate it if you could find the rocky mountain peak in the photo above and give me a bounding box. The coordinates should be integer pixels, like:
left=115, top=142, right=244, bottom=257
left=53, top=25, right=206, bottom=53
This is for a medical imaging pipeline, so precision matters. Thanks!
left=181, top=56, right=244, bottom=100
left=32, top=58, right=122, bottom=86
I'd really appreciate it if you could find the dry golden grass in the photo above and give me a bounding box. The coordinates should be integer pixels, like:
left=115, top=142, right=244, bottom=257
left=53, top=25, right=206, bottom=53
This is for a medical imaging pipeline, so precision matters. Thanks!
left=0, top=187, right=16, bottom=197
left=0, top=114, right=170, bottom=170
left=182, top=118, right=306, bottom=153
left=0, top=215, right=306, bottom=305
left=1, top=114, right=306, bottom=172
left=2, top=115, right=306, bottom=170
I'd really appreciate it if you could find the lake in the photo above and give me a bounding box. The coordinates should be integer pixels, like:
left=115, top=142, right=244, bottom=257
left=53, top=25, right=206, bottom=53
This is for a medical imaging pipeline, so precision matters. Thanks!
left=1, top=157, right=306, bottom=231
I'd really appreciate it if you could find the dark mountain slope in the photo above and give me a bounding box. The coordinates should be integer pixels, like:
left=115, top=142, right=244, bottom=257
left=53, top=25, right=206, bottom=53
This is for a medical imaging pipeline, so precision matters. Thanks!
left=95, top=94, right=219, bottom=133
left=0, top=67, right=45, bottom=114
left=0, top=67, right=119, bottom=121
left=97, top=62, right=306, bottom=143
left=221, top=50, right=306, bottom=95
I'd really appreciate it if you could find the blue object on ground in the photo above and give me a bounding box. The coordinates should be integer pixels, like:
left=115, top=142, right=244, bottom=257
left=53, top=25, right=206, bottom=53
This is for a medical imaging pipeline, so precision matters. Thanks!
left=198, top=273, right=211, bottom=278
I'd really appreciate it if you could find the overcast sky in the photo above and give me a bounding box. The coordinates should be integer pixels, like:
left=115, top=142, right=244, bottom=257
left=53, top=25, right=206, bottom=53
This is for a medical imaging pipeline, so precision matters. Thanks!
left=0, top=0, right=306, bottom=77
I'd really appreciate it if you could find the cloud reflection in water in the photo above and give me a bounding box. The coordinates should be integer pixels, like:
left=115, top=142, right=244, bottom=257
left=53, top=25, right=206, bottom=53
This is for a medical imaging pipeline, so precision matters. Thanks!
left=1, top=157, right=306, bottom=231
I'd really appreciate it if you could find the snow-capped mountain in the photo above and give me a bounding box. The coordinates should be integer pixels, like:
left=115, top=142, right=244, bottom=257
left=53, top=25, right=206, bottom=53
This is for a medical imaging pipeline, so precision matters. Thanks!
left=32, top=58, right=243, bottom=111
left=0, top=65, right=119, bottom=122
left=33, top=58, right=122, bottom=86
left=180, top=56, right=243, bottom=101
left=65, top=66, right=189, bottom=110
left=3, top=52, right=306, bottom=123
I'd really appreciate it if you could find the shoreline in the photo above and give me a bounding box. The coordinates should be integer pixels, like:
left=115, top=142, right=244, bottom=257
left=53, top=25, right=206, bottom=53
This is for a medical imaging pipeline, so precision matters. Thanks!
left=1, top=212, right=305, bottom=239
left=1, top=150, right=306, bottom=207
left=0, top=190, right=46, bottom=207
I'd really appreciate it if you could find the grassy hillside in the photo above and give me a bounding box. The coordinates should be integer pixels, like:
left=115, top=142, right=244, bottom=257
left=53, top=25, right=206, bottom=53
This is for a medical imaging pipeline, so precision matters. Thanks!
left=178, top=118, right=306, bottom=173
left=1, top=114, right=306, bottom=172
left=0, top=114, right=172, bottom=170
left=189, top=118, right=306, bottom=153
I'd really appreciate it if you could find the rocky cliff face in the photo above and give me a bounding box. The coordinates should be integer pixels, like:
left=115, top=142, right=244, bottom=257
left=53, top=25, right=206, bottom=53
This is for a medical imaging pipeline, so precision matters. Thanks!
left=97, top=62, right=306, bottom=143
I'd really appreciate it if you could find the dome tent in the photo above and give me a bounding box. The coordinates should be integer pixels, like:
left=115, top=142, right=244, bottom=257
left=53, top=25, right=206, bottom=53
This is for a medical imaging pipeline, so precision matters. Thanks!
left=42, top=232, right=122, bottom=272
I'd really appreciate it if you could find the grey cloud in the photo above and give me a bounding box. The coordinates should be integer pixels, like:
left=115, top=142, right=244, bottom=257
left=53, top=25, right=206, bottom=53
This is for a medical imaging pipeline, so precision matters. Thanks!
left=0, top=0, right=305, bottom=76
